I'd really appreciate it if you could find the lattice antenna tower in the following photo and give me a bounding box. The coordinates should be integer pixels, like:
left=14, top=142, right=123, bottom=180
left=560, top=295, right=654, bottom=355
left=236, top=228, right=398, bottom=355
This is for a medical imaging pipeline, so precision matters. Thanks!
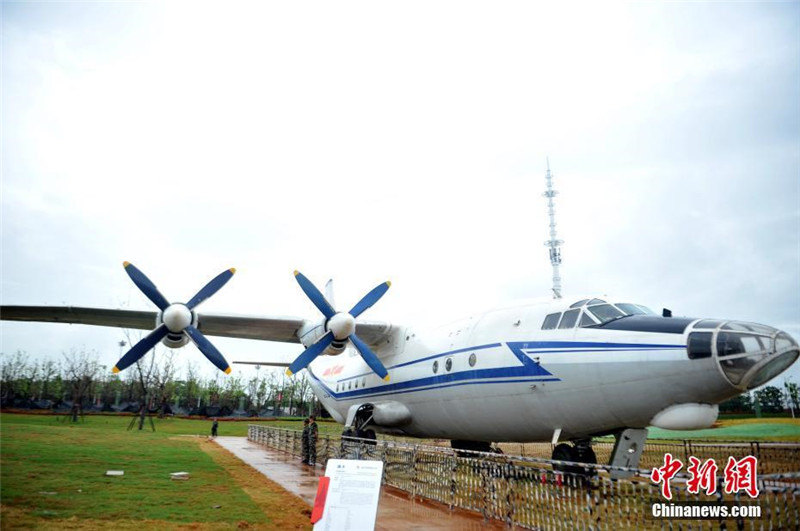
left=543, top=158, right=563, bottom=299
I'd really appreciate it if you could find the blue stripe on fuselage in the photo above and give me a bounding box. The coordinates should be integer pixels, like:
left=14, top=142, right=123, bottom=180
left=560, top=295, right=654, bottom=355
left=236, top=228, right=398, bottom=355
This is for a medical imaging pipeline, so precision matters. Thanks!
left=312, top=340, right=684, bottom=401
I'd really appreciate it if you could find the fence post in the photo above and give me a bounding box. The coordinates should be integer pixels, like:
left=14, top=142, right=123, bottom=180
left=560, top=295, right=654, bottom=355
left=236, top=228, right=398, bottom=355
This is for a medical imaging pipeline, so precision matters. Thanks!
left=481, top=460, right=489, bottom=522
left=505, top=463, right=515, bottom=527
left=411, top=447, right=418, bottom=501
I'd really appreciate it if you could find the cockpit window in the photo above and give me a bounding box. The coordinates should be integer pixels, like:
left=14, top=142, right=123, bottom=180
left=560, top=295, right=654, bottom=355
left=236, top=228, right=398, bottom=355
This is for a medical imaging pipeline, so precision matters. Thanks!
left=777, top=332, right=799, bottom=353
left=541, top=313, right=561, bottom=330
left=569, top=299, right=589, bottom=308
left=636, top=305, right=656, bottom=315
left=558, top=309, right=580, bottom=329
left=717, top=332, right=771, bottom=357
left=722, top=322, right=753, bottom=332
left=748, top=351, right=799, bottom=388
left=587, top=298, right=606, bottom=305
left=587, top=304, right=625, bottom=324
left=615, top=303, right=647, bottom=316
left=579, top=312, right=597, bottom=327
left=688, top=332, right=713, bottom=359
left=694, top=319, right=723, bottom=329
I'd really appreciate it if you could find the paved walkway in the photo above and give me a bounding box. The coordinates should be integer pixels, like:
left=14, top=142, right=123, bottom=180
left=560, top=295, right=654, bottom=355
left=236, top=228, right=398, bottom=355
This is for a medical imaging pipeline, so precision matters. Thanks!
left=214, top=436, right=502, bottom=530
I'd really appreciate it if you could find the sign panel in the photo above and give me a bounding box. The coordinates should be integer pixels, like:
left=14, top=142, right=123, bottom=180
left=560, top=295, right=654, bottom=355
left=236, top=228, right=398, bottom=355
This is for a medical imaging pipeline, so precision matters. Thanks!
left=313, top=459, right=384, bottom=531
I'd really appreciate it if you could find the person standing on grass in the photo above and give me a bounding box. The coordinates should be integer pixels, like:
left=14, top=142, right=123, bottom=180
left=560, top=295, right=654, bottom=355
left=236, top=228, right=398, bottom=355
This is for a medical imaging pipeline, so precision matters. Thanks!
left=211, top=417, right=219, bottom=437
left=307, top=415, right=318, bottom=466
left=301, top=418, right=310, bottom=464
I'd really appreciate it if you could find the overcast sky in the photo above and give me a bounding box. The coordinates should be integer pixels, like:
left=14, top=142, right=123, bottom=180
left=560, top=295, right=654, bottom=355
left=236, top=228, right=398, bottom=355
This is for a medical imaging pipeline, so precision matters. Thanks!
left=2, top=2, right=799, bottom=387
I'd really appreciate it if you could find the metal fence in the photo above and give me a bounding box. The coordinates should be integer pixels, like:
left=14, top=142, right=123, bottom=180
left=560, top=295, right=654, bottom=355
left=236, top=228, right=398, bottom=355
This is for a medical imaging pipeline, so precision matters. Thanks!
left=496, top=440, right=800, bottom=476
left=248, top=425, right=800, bottom=529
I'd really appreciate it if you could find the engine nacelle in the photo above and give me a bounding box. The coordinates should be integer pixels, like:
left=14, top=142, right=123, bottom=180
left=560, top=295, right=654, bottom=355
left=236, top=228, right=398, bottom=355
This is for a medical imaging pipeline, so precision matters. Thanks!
left=154, top=310, right=196, bottom=349
left=298, top=319, right=347, bottom=356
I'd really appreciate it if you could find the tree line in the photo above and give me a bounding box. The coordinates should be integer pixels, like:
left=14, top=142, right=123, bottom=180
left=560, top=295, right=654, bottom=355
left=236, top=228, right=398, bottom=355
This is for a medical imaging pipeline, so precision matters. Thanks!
left=3, top=349, right=798, bottom=427
left=718, top=382, right=799, bottom=415
left=1, top=349, right=321, bottom=428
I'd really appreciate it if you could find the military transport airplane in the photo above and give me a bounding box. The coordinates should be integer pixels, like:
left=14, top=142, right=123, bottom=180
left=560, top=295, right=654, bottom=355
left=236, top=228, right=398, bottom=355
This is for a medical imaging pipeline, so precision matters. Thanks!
left=2, top=262, right=798, bottom=472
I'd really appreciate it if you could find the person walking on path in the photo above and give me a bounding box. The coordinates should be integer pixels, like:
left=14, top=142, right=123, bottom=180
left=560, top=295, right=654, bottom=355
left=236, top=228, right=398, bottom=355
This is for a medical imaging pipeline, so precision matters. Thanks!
left=307, top=415, right=318, bottom=466
left=301, top=418, right=310, bottom=464
left=211, top=418, right=219, bottom=437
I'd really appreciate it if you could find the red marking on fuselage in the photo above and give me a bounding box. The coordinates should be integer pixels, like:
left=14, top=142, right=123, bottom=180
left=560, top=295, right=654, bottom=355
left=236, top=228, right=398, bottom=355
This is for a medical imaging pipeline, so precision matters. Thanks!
left=324, top=365, right=344, bottom=379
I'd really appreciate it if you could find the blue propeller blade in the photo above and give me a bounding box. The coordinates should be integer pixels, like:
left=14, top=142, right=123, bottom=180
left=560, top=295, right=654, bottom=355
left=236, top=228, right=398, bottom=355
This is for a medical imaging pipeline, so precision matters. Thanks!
left=349, top=333, right=389, bottom=381
left=186, top=268, right=236, bottom=310
left=286, top=332, right=334, bottom=376
left=349, top=281, right=391, bottom=318
left=294, top=271, right=336, bottom=319
left=185, top=325, right=232, bottom=374
left=112, top=324, right=169, bottom=373
left=123, top=262, right=170, bottom=310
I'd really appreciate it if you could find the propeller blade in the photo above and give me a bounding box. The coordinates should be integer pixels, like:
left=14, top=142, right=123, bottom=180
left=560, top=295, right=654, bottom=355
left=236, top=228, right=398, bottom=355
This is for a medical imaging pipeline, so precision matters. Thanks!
left=294, top=271, right=335, bottom=319
left=349, top=333, right=390, bottom=381
left=186, top=268, right=236, bottom=310
left=112, top=324, right=169, bottom=373
left=123, top=262, right=170, bottom=310
left=348, top=281, right=391, bottom=318
left=286, top=332, right=334, bottom=376
left=185, top=325, right=232, bottom=373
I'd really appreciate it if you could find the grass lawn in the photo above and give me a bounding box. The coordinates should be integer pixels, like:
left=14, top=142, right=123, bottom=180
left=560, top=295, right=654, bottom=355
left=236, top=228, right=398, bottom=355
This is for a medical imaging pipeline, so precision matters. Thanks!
left=0, top=413, right=311, bottom=529
left=647, top=417, right=800, bottom=441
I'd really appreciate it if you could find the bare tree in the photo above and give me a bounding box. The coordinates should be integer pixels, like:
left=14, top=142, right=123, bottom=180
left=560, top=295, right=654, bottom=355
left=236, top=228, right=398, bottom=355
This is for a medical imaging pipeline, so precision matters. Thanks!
left=184, top=362, right=202, bottom=412
left=132, top=352, right=158, bottom=429
left=122, top=328, right=160, bottom=430
left=246, top=370, right=271, bottom=415
left=295, top=374, right=311, bottom=416
left=37, top=360, right=59, bottom=401
left=152, top=351, right=177, bottom=417
left=62, top=349, right=101, bottom=422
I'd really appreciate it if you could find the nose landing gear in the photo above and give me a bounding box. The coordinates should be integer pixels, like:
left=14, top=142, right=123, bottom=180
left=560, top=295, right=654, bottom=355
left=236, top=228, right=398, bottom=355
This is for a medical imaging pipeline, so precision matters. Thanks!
left=343, top=404, right=377, bottom=444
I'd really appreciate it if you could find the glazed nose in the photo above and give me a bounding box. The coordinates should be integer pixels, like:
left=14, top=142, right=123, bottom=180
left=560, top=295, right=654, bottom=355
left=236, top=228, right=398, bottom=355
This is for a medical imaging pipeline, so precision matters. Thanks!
left=688, top=320, right=800, bottom=390
left=716, top=323, right=799, bottom=389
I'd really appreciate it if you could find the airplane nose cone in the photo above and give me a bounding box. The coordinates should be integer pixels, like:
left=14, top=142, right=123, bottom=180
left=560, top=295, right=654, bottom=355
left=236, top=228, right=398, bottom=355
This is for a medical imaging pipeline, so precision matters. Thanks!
left=695, top=320, right=800, bottom=390
left=750, top=330, right=800, bottom=387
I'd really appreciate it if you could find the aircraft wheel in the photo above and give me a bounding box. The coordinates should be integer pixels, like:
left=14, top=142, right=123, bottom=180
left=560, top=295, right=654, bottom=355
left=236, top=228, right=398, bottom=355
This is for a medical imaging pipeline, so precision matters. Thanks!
left=552, top=443, right=580, bottom=475
left=574, top=445, right=598, bottom=477
left=574, top=445, right=597, bottom=464
left=552, top=443, right=575, bottom=461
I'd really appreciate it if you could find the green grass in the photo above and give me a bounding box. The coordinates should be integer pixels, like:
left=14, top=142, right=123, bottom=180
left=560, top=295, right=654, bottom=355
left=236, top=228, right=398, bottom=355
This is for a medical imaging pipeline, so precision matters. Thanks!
left=0, top=413, right=311, bottom=527
left=648, top=420, right=800, bottom=441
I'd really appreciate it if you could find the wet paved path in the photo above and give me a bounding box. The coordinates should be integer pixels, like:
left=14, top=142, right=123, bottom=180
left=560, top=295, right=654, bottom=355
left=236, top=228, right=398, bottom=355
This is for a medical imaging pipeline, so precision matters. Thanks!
left=214, top=436, right=502, bottom=530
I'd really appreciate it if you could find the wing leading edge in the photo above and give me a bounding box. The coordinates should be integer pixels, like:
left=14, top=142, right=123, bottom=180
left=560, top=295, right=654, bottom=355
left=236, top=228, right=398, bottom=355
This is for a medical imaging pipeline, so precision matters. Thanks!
left=0, top=305, right=395, bottom=347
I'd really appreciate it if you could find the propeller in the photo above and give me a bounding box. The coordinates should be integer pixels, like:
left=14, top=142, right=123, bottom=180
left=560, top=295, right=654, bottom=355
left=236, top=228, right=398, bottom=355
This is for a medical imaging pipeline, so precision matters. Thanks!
left=113, top=262, right=236, bottom=374
left=287, top=271, right=391, bottom=381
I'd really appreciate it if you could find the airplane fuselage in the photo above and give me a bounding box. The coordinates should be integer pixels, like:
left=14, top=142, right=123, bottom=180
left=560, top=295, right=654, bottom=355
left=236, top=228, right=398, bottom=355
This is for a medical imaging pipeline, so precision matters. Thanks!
left=306, top=297, right=798, bottom=442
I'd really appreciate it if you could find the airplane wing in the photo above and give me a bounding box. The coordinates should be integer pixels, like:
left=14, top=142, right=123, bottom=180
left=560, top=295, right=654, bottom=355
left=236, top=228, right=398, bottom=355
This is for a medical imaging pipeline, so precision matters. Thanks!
left=0, top=305, right=395, bottom=346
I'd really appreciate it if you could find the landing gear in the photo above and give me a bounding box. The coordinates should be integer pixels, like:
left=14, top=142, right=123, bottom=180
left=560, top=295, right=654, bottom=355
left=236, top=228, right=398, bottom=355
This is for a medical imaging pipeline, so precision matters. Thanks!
left=357, top=428, right=377, bottom=445
left=343, top=405, right=378, bottom=445
left=551, top=440, right=597, bottom=475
